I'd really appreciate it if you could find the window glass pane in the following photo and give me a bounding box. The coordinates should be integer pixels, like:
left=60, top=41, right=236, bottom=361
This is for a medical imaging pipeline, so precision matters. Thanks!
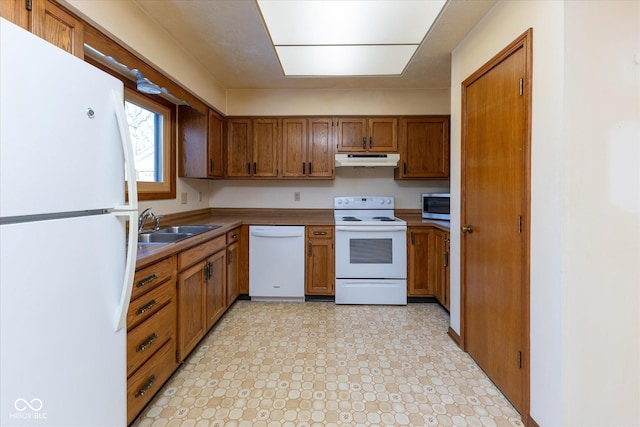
left=125, top=100, right=162, bottom=183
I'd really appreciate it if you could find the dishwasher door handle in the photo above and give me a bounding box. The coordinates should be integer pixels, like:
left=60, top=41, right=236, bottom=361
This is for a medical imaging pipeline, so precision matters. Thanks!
left=250, top=230, right=303, bottom=238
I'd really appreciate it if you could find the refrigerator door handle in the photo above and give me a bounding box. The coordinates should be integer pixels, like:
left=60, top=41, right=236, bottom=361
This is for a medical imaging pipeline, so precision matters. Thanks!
left=111, top=89, right=139, bottom=332
left=111, top=90, right=138, bottom=212
left=114, top=210, right=138, bottom=331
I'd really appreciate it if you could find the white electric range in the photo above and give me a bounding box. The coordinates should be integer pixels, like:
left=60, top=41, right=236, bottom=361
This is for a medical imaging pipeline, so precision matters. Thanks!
left=334, top=196, right=407, bottom=305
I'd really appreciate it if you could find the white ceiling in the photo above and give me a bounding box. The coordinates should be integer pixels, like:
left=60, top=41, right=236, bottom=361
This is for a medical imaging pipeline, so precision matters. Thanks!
left=132, top=0, right=496, bottom=90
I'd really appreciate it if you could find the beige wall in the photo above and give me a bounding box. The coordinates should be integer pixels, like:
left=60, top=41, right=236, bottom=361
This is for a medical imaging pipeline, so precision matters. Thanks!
left=451, top=1, right=639, bottom=426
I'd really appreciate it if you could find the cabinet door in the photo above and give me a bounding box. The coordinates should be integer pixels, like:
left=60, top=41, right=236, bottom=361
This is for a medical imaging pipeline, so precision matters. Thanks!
left=397, top=116, right=450, bottom=179
left=227, top=241, right=240, bottom=305
left=407, top=227, right=435, bottom=296
left=178, top=106, right=207, bottom=178
left=238, top=225, right=250, bottom=294
left=205, top=250, right=226, bottom=330
left=207, top=109, right=224, bottom=177
left=227, top=118, right=252, bottom=177
left=1, top=0, right=30, bottom=30
left=368, top=118, right=397, bottom=152
left=281, top=118, right=307, bottom=178
left=177, top=260, right=206, bottom=360
left=336, top=118, right=367, bottom=152
left=433, top=229, right=446, bottom=305
left=307, top=118, right=335, bottom=178
left=253, top=118, right=280, bottom=177
left=305, top=238, right=335, bottom=295
left=32, top=0, right=83, bottom=58
left=444, top=232, right=450, bottom=311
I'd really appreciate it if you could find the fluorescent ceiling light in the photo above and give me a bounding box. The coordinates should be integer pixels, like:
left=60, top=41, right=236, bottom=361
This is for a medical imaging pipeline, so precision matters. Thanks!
left=256, top=0, right=446, bottom=77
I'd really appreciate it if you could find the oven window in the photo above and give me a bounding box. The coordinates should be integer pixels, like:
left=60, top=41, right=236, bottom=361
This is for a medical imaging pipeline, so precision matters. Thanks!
left=349, top=239, right=393, bottom=264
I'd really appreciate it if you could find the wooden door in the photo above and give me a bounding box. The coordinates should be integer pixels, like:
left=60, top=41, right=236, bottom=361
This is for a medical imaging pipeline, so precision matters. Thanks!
left=205, top=250, right=226, bottom=329
left=207, top=110, right=224, bottom=177
left=461, top=30, right=531, bottom=415
left=32, top=0, right=83, bottom=58
left=177, top=260, right=206, bottom=360
left=1, top=0, right=30, bottom=30
left=227, top=241, right=240, bottom=305
left=227, top=119, right=252, bottom=177
left=307, top=118, right=334, bottom=178
left=281, top=118, right=307, bottom=178
left=398, top=116, right=450, bottom=179
left=368, top=118, right=397, bottom=152
left=253, top=118, right=279, bottom=177
left=407, top=227, right=435, bottom=296
left=336, top=118, right=367, bottom=152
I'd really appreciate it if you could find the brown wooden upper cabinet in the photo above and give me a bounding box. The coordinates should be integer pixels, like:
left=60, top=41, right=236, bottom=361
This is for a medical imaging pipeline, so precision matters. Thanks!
left=336, top=117, right=397, bottom=153
left=281, top=118, right=334, bottom=179
left=227, top=118, right=279, bottom=178
left=2, top=0, right=84, bottom=58
left=178, top=107, right=224, bottom=179
left=395, top=116, right=450, bottom=179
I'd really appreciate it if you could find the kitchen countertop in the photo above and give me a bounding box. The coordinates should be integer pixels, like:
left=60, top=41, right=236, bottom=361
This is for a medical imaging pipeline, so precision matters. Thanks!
left=135, top=208, right=449, bottom=269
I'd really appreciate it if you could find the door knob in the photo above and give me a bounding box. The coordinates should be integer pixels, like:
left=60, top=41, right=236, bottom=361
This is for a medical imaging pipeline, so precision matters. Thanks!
left=461, top=225, right=474, bottom=234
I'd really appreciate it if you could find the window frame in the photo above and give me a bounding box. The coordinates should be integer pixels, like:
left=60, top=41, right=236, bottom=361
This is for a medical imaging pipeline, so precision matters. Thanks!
left=124, top=87, right=176, bottom=201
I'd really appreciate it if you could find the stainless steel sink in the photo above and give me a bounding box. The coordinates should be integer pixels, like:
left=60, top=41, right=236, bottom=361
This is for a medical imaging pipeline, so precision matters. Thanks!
left=157, top=225, right=219, bottom=234
left=137, top=225, right=220, bottom=244
left=138, top=232, right=192, bottom=244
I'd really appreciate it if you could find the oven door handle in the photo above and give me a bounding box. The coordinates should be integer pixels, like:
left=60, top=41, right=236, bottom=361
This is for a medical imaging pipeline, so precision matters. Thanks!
left=335, top=225, right=407, bottom=232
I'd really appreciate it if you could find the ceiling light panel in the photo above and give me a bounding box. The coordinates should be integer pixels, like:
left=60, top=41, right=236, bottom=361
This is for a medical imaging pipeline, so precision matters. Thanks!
left=256, top=0, right=446, bottom=76
left=276, top=45, right=419, bottom=76
left=257, top=0, right=445, bottom=45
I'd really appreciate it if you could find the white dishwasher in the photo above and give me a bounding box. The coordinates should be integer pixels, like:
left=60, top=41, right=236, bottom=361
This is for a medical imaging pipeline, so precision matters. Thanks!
left=249, top=225, right=305, bottom=302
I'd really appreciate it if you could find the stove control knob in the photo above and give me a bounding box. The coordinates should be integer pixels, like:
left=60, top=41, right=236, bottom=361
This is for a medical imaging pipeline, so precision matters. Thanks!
left=344, top=199, right=349, bottom=205
left=386, top=199, right=392, bottom=205
left=337, top=199, right=342, bottom=205
left=379, top=199, right=385, bottom=205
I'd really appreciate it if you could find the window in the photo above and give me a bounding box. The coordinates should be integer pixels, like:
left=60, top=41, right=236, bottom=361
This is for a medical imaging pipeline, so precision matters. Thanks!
left=124, top=88, right=175, bottom=200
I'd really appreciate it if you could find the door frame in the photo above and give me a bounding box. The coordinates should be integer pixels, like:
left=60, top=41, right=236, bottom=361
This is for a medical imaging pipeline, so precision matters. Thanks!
left=460, top=28, right=532, bottom=419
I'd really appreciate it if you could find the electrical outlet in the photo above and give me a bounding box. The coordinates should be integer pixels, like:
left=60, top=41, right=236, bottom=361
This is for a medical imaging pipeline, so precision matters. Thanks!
left=294, top=191, right=301, bottom=202
left=180, top=192, right=188, bottom=204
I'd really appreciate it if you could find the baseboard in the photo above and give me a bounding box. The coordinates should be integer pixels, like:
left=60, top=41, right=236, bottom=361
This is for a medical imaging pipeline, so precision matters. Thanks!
left=447, top=327, right=462, bottom=349
left=527, top=414, right=540, bottom=427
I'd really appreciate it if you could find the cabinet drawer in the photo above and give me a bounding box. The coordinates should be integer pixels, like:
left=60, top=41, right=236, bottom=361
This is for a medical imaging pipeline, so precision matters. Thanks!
left=127, top=302, right=176, bottom=376
left=127, top=339, right=177, bottom=424
left=307, top=226, right=333, bottom=239
left=128, top=279, right=175, bottom=330
left=227, top=227, right=241, bottom=245
left=132, top=256, right=176, bottom=300
left=178, top=235, right=225, bottom=270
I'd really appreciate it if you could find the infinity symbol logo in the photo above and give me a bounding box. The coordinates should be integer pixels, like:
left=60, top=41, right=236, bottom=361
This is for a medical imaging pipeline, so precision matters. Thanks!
left=14, top=398, right=43, bottom=412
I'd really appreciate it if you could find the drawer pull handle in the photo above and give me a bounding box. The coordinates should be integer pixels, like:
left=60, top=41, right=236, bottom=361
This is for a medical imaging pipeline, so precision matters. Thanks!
left=313, top=231, right=327, bottom=236
left=231, top=233, right=238, bottom=239
left=135, top=299, right=158, bottom=316
left=136, top=274, right=158, bottom=288
left=136, top=333, right=159, bottom=353
left=135, top=375, right=157, bottom=398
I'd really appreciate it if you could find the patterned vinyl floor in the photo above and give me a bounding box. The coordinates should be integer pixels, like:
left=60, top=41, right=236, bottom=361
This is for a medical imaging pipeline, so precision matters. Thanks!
left=132, top=301, right=523, bottom=427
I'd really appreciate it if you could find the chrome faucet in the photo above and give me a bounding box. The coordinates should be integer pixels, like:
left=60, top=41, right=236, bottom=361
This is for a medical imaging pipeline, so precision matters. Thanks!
left=138, top=208, right=157, bottom=234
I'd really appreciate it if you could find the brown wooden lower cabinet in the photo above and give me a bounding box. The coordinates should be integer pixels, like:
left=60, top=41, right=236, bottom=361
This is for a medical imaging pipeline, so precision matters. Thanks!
left=433, top=229, right=451, bottom=310
left=407, top=227, right=436, bottom=296
left=305, top=226, right=334, bottom=295
left=177, top=235, right=226, bottom=360
left=127, top=255, right=178, bottom=425
left=226, top=227, right=241, bottom=305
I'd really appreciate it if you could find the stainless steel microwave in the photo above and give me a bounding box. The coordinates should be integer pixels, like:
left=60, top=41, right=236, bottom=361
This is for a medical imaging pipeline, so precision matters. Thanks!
left=421, top=193, right=450, bottom=220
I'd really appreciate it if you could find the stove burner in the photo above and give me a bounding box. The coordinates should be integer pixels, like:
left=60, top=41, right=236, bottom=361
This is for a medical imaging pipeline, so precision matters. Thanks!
left=373, top=216, right=395, bottom=221
left=342, top=216, right=362, bottom=222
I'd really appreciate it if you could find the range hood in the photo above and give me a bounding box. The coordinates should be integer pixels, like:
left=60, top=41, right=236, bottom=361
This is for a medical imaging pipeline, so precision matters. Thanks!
left=335, top=153, right=400, bottom=167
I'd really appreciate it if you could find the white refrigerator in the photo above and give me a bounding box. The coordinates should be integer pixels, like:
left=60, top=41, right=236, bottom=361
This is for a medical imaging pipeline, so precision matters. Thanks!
left=0, top=18, right=138, bottom=426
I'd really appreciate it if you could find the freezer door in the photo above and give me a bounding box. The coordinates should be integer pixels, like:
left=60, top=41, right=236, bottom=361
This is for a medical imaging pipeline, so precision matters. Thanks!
left=0, top=19, right=126, bottom=218
left=0, top=215, right=127, bottom=426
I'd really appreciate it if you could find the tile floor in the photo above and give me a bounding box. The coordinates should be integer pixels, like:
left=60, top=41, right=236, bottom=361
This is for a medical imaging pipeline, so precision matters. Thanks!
left=132, top=301, right=523, bottom=427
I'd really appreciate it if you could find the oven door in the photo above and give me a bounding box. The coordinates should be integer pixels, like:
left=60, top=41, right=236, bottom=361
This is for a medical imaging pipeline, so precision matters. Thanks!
left=335, top=225, right=407, bottom=279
